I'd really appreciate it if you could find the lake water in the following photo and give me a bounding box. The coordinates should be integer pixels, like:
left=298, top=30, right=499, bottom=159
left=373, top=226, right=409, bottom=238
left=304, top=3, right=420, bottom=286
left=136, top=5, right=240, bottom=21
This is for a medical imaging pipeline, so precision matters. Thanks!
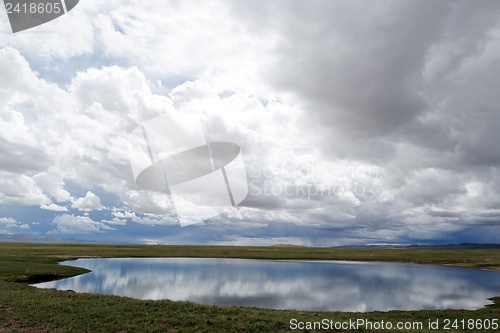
left=32, top=258, right=500, bottom=312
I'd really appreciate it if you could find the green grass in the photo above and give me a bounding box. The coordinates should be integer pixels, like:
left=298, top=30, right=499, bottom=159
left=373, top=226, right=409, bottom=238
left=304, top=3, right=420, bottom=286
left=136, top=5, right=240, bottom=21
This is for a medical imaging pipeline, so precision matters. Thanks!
left=1, top=243, right=500, bottom=332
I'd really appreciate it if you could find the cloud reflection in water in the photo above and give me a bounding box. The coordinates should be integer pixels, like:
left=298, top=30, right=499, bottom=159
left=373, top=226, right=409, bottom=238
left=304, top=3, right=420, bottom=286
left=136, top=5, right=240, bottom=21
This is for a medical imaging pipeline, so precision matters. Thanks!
left=33, top=258, right=500, bottom=312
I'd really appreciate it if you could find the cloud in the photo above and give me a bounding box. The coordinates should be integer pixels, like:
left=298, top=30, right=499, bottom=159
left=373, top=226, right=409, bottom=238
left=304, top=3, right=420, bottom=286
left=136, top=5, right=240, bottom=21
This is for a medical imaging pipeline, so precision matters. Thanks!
left=50, top=214, right=115, bottom=234
left=100, top=217, right=127, bottom=225
left=40, top=203, right=69, bottom=212
left=0, top=217, right=19, bottom=228
left=130, top=215, right=177, bottom=226
left=33, top=172, right=73, bottom=203
left=233, top=0, right=500, bottom=162
left=113, top=210, right=177, bottom=226
left=112, top=210, right=136, bottom=219
left=0, top=217, right=30, bottom=230
left=1, top=1, right=500, bottom=245
left=0, top=172, right=51, bottom=206
left=0, top=49, right=50, bottom=174
left=71, top=191, right=102, bottom=211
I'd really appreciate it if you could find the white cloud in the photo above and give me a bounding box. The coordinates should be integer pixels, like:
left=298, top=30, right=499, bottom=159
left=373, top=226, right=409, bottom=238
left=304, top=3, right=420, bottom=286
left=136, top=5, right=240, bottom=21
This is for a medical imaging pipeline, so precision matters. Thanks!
left=0, top=217, right=19, bottom=228
left=140, top=238, right=161, bottom=245
left=131, top=214, right=177, bottom=226
left=0, top=217, right=29, bottom=230
left=71, top=191, right=102, bottom=211
left=110, top=210, right=176, bottom=226
left=50, top=214, right=114, bottom=234
left=0, top=172, right=51, bottom=206
left=33, top=172, right=73, bottom=203
left=112, top=210, right=136, bottom=219
left=101, top=217, right=127, bottom=226
left=40, top=203, right=68, bottom=211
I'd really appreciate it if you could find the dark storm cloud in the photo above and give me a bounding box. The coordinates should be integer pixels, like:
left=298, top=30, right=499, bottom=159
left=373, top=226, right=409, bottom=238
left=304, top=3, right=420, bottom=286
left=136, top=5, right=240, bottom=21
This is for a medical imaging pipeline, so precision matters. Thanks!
left=229, top=0, right=500, bottom=164
left=220, top=0, right=500, bottom=243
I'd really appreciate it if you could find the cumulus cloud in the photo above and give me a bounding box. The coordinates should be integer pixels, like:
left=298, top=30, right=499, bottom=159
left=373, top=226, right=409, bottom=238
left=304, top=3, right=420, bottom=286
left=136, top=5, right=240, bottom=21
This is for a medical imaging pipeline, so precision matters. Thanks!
left=0, top=217, right=29, bottom=230
left=0, top=172, right=51, bottom=206
left=100, top=217, right=127, bottom=226
left=71, top=191, right=102, bottom=211
left=40, top=203, right=69, bottom=212
left=112, top=210, right=176, bottom=226
left=0, top=217, right=20, bottom=228
left=50, top=214, right=115, bottom=234
left=33, top=172, right=72, bottom=203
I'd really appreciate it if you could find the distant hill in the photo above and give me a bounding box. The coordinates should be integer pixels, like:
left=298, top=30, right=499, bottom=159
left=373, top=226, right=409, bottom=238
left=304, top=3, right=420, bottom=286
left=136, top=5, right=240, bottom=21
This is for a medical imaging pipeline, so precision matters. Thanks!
left=0, top=233, right=66, bottom=243
left=335, top=243, right=500, bottom=250
left=0, top=233, right=124, bottom=244
left=406, top=243, right=500, bottom=250
left=270, top=244, right=306, bottom=248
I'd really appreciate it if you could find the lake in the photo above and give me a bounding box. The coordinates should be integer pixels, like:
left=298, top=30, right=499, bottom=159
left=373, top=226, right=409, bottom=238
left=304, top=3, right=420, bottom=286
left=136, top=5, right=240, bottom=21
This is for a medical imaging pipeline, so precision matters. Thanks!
left=32, top=258, right=500, bottom=312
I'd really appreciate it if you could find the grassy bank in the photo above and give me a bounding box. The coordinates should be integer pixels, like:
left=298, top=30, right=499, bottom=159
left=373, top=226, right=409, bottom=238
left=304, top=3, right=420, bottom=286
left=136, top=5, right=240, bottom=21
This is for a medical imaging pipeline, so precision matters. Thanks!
left=1, top=243, right=500, bottom=332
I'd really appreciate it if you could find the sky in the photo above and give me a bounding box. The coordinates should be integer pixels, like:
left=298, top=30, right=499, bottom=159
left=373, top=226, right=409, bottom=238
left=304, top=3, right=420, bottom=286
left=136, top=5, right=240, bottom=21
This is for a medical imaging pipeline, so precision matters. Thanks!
left=1, top=0, right=500, bottom=246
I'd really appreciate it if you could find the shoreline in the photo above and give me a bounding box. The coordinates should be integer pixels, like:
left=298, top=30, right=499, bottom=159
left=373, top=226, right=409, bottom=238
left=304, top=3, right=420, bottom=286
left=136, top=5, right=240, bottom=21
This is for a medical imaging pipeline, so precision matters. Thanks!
left=3, top=243, right=500, bottom=332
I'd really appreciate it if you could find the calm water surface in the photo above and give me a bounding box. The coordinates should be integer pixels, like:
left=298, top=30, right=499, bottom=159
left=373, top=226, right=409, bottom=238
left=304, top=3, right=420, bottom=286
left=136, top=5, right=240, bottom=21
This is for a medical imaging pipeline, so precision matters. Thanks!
left=32, top=258, right=500, bottom=312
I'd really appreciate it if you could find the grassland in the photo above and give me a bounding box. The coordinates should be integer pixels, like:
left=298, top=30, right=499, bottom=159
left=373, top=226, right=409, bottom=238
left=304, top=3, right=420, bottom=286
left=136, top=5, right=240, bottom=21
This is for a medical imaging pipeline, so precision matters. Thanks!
left=1, top=243, right=500, bottom=332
